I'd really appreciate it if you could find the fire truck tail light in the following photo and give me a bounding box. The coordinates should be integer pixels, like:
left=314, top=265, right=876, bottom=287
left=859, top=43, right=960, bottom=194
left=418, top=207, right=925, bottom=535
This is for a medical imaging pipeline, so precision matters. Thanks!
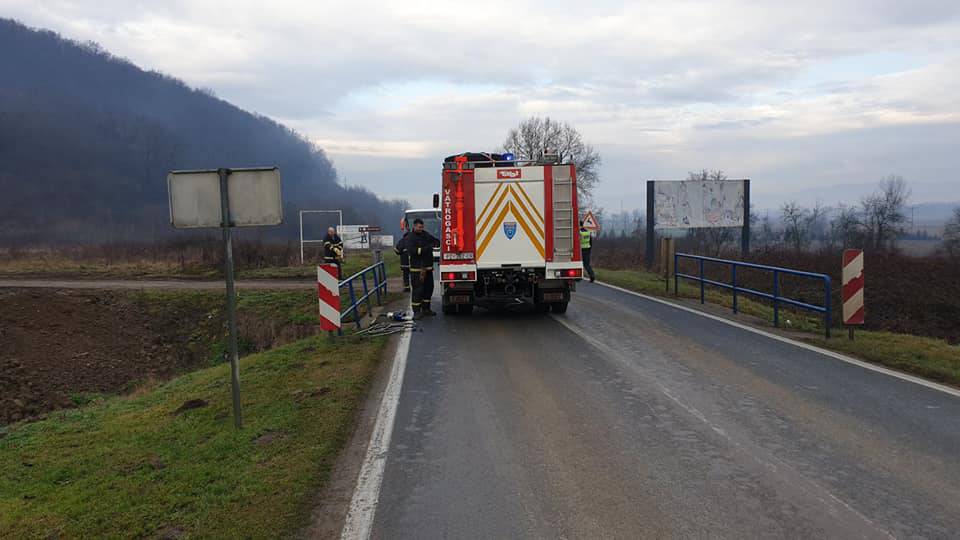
left=555, top=268, right=582, bottom=278
left=443, top=271, right=476, bottom=281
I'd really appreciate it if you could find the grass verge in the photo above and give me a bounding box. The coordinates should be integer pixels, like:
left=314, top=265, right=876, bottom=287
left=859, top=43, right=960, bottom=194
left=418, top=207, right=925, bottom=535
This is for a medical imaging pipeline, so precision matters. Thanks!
left=0, top=334, right=387, bottom=539
left=596, top=267, right=960, bottom=387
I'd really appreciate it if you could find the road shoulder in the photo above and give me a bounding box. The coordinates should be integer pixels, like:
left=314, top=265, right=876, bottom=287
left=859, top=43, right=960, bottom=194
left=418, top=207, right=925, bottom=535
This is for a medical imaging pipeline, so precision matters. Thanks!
left=593, top=280, right=960, bottom=397
left=303, top=298, right=410, bottom=539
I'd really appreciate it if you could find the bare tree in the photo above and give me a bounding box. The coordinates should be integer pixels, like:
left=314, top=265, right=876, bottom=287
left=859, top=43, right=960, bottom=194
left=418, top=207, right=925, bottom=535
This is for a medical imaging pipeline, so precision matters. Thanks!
left=828, top=204, right=863, bottom=250
left=503, top=117, right=601, bottom=203
left=943, top=207, right=960, bottom=258
left=685, top=169, right=739, bottom=256
left=780, top=201, right=811, bottom=252
left=757, top=213, right=779, bottom=247
left=687, top=169, right=727, bottom=183
left=807, top=201, right=827, bottom=243
left=861, top=175, right=910, bottom=251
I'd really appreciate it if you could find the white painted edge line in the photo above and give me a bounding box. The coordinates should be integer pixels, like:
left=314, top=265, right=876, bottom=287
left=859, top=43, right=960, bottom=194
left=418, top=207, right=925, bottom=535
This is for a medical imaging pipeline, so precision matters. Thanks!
left=593, top=281, right=960, bottom=399
left=341, top=314, right=413, bottom=539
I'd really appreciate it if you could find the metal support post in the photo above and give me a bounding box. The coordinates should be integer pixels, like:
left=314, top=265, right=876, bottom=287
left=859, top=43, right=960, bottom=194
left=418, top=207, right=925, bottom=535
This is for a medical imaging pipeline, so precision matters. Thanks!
left=741, top=179, right=751, bottom=257
left=218, top=168, right=242, bottom=430
left=362, top=272, right=371, bottom=312
left=773, top=270, right=780, bottom=328
left=373, top=267, right=382, bottom=306
left=348, top=282, right=360, bottom=329
left=732, top=264, right=738, bottom=314
left=674, top=253, right=679, bottom=296
left=824, top=276, right=832, bottom=339
left=645, top=181, right=656, bottom=269
left=699, top=258, right=705, bottom=304
left=299, top=211, right=305, bottom=265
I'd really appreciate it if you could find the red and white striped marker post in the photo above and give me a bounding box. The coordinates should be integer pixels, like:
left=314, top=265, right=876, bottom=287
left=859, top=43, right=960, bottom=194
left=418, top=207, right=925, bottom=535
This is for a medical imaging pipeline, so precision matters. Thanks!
left=318, top=264, right=341, bottom=337
left=842, top=249, right=864, bottom=340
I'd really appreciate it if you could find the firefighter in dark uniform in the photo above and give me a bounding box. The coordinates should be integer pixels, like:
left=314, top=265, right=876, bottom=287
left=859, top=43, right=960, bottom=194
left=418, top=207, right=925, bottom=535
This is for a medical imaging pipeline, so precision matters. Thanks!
left=394, top=229, right=412, bottom=292
left=397, top=218, right=440, bottom=319
left=322, top=226, right=344, bottom=279
left=580, top=221, right=595, bottom=282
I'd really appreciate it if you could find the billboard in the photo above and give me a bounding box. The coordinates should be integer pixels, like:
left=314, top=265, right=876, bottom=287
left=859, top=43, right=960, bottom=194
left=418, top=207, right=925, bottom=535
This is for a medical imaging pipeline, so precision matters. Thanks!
left=338, top=225, right=369, bottom=249
left=653, top=179, right=745, bottom=229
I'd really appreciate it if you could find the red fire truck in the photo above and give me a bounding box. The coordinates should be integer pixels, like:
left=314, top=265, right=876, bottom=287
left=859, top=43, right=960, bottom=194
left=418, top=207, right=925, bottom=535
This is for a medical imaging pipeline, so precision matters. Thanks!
left=437, top=152, right=583, bottom=315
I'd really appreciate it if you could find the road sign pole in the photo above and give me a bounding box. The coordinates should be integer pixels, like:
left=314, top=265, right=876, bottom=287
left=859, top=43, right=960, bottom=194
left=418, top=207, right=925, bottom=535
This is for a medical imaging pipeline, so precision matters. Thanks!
left=219, top=168, right=243, bottom=430
left=741, top=179, right=751, bottom=257
left=646, top=180, right=655, bottom=269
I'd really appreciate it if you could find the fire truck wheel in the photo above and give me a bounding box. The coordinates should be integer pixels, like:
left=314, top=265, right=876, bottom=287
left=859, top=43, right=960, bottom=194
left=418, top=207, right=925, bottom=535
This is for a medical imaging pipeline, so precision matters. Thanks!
left=551, top=302, right=569, bottom=314
left=534, top=301, right=550, bottom=313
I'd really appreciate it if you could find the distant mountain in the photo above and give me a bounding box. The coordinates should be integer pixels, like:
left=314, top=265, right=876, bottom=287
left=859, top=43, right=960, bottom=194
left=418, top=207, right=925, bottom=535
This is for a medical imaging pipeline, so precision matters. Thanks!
left=907, top=202, right=960, bottom=226
left=0, top=18, right=406, bottom=244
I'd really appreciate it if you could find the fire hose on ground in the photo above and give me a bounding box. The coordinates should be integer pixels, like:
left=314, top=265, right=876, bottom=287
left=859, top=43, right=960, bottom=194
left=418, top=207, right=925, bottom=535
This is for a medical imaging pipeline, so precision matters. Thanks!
left=353, top=312, right=418, bottom=337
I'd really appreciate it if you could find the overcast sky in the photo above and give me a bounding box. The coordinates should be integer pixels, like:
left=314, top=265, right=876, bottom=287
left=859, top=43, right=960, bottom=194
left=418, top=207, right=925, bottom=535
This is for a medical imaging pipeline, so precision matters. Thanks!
left=5, top=0, right=960, bottom=211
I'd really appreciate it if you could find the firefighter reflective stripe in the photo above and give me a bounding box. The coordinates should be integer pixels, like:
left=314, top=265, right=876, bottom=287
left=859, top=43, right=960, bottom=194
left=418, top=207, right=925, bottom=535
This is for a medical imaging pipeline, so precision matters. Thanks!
left=580, top=229, right=592, bottom=249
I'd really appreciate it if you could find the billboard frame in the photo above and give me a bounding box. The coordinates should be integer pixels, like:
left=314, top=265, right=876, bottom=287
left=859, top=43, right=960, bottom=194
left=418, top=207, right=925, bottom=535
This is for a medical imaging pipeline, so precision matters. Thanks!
left=645, top=179, right=750, bottom=268
left=299, top=209, right=343, bottom=264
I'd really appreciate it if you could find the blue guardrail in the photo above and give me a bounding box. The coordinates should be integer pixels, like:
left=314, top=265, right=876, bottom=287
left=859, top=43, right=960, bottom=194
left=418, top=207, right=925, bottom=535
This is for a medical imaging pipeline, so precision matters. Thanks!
left=337, top=251, right=388, bottom=334
left=674, top=253, right=832, bottom=338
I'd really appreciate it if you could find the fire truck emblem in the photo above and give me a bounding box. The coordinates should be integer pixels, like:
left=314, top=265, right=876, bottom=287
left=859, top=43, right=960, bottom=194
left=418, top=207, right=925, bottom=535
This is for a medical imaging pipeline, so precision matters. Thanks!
left=497, top=169, right=521, bottom=179
left=503, top=222, right=517, bottom=239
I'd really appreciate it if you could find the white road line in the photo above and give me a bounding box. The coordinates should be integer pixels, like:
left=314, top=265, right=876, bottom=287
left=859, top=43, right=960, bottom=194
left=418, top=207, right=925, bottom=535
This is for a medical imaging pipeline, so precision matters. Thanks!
left=341, top=319, right=413, bottom=539
left=591, top=281, right=960, bottom=399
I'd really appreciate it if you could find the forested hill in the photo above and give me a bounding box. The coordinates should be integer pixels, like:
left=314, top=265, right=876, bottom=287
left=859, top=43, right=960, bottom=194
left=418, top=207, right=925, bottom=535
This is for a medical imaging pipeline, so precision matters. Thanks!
left=0, top=18, right=405, bottom=244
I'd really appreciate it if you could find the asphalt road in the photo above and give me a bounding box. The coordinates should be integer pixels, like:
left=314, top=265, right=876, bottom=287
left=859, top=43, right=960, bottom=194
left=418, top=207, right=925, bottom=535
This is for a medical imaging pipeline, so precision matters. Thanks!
left=369, top=281, right=960, bottom=539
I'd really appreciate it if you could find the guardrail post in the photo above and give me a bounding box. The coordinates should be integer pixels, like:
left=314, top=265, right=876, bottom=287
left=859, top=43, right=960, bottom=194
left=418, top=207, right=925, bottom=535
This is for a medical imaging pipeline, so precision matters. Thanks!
left=699, top=258, right=705, bottom=304
left=773, top=270, right=780, bottom=328
left=380, top=261, right=388, bottom=294
left=336, top=282, right=344, bottom=336
left=348, top=281, right=361, bottom=329
left=373, top=266, right=382, bottom=306
left=374, top=250, right=385, bottom=295
left=732, top=264, right=738, bottom=314
left=361, top=271, right=372, bottom=312
left=824, top=276, right=832, bottom=339
left=673, top=253, right=679, bottom=296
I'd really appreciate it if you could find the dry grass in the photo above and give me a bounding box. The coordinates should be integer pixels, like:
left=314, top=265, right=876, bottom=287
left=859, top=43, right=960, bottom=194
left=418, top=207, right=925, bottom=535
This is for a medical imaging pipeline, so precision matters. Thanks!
left=0, top=243, right=400, bottom=282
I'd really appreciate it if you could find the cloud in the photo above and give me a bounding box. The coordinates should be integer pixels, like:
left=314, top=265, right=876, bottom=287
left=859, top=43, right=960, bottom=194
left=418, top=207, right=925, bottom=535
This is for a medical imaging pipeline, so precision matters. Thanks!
left=312, top=138, right=434, bottom=158
left=4, top=0, right=960, bottom=209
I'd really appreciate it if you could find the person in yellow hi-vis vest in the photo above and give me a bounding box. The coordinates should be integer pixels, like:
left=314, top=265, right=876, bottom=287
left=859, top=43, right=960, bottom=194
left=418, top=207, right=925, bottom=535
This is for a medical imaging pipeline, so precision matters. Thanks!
left=579, top=221, right=595, bottom=283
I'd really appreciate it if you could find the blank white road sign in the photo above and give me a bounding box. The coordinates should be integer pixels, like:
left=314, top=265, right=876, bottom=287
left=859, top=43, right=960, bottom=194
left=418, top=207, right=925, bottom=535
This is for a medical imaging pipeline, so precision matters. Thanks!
left=168, top=167, right=282, bottom=228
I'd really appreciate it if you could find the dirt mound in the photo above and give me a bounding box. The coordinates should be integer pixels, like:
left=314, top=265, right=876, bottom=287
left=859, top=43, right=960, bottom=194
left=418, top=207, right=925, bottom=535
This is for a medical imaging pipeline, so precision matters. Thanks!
left=0, top=289, right=257, bottom=425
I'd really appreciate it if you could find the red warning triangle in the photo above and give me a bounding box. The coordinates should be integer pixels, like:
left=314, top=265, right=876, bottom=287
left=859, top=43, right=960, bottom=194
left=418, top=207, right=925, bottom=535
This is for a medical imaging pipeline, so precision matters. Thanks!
left=581, top=211, right=600, bottom=231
